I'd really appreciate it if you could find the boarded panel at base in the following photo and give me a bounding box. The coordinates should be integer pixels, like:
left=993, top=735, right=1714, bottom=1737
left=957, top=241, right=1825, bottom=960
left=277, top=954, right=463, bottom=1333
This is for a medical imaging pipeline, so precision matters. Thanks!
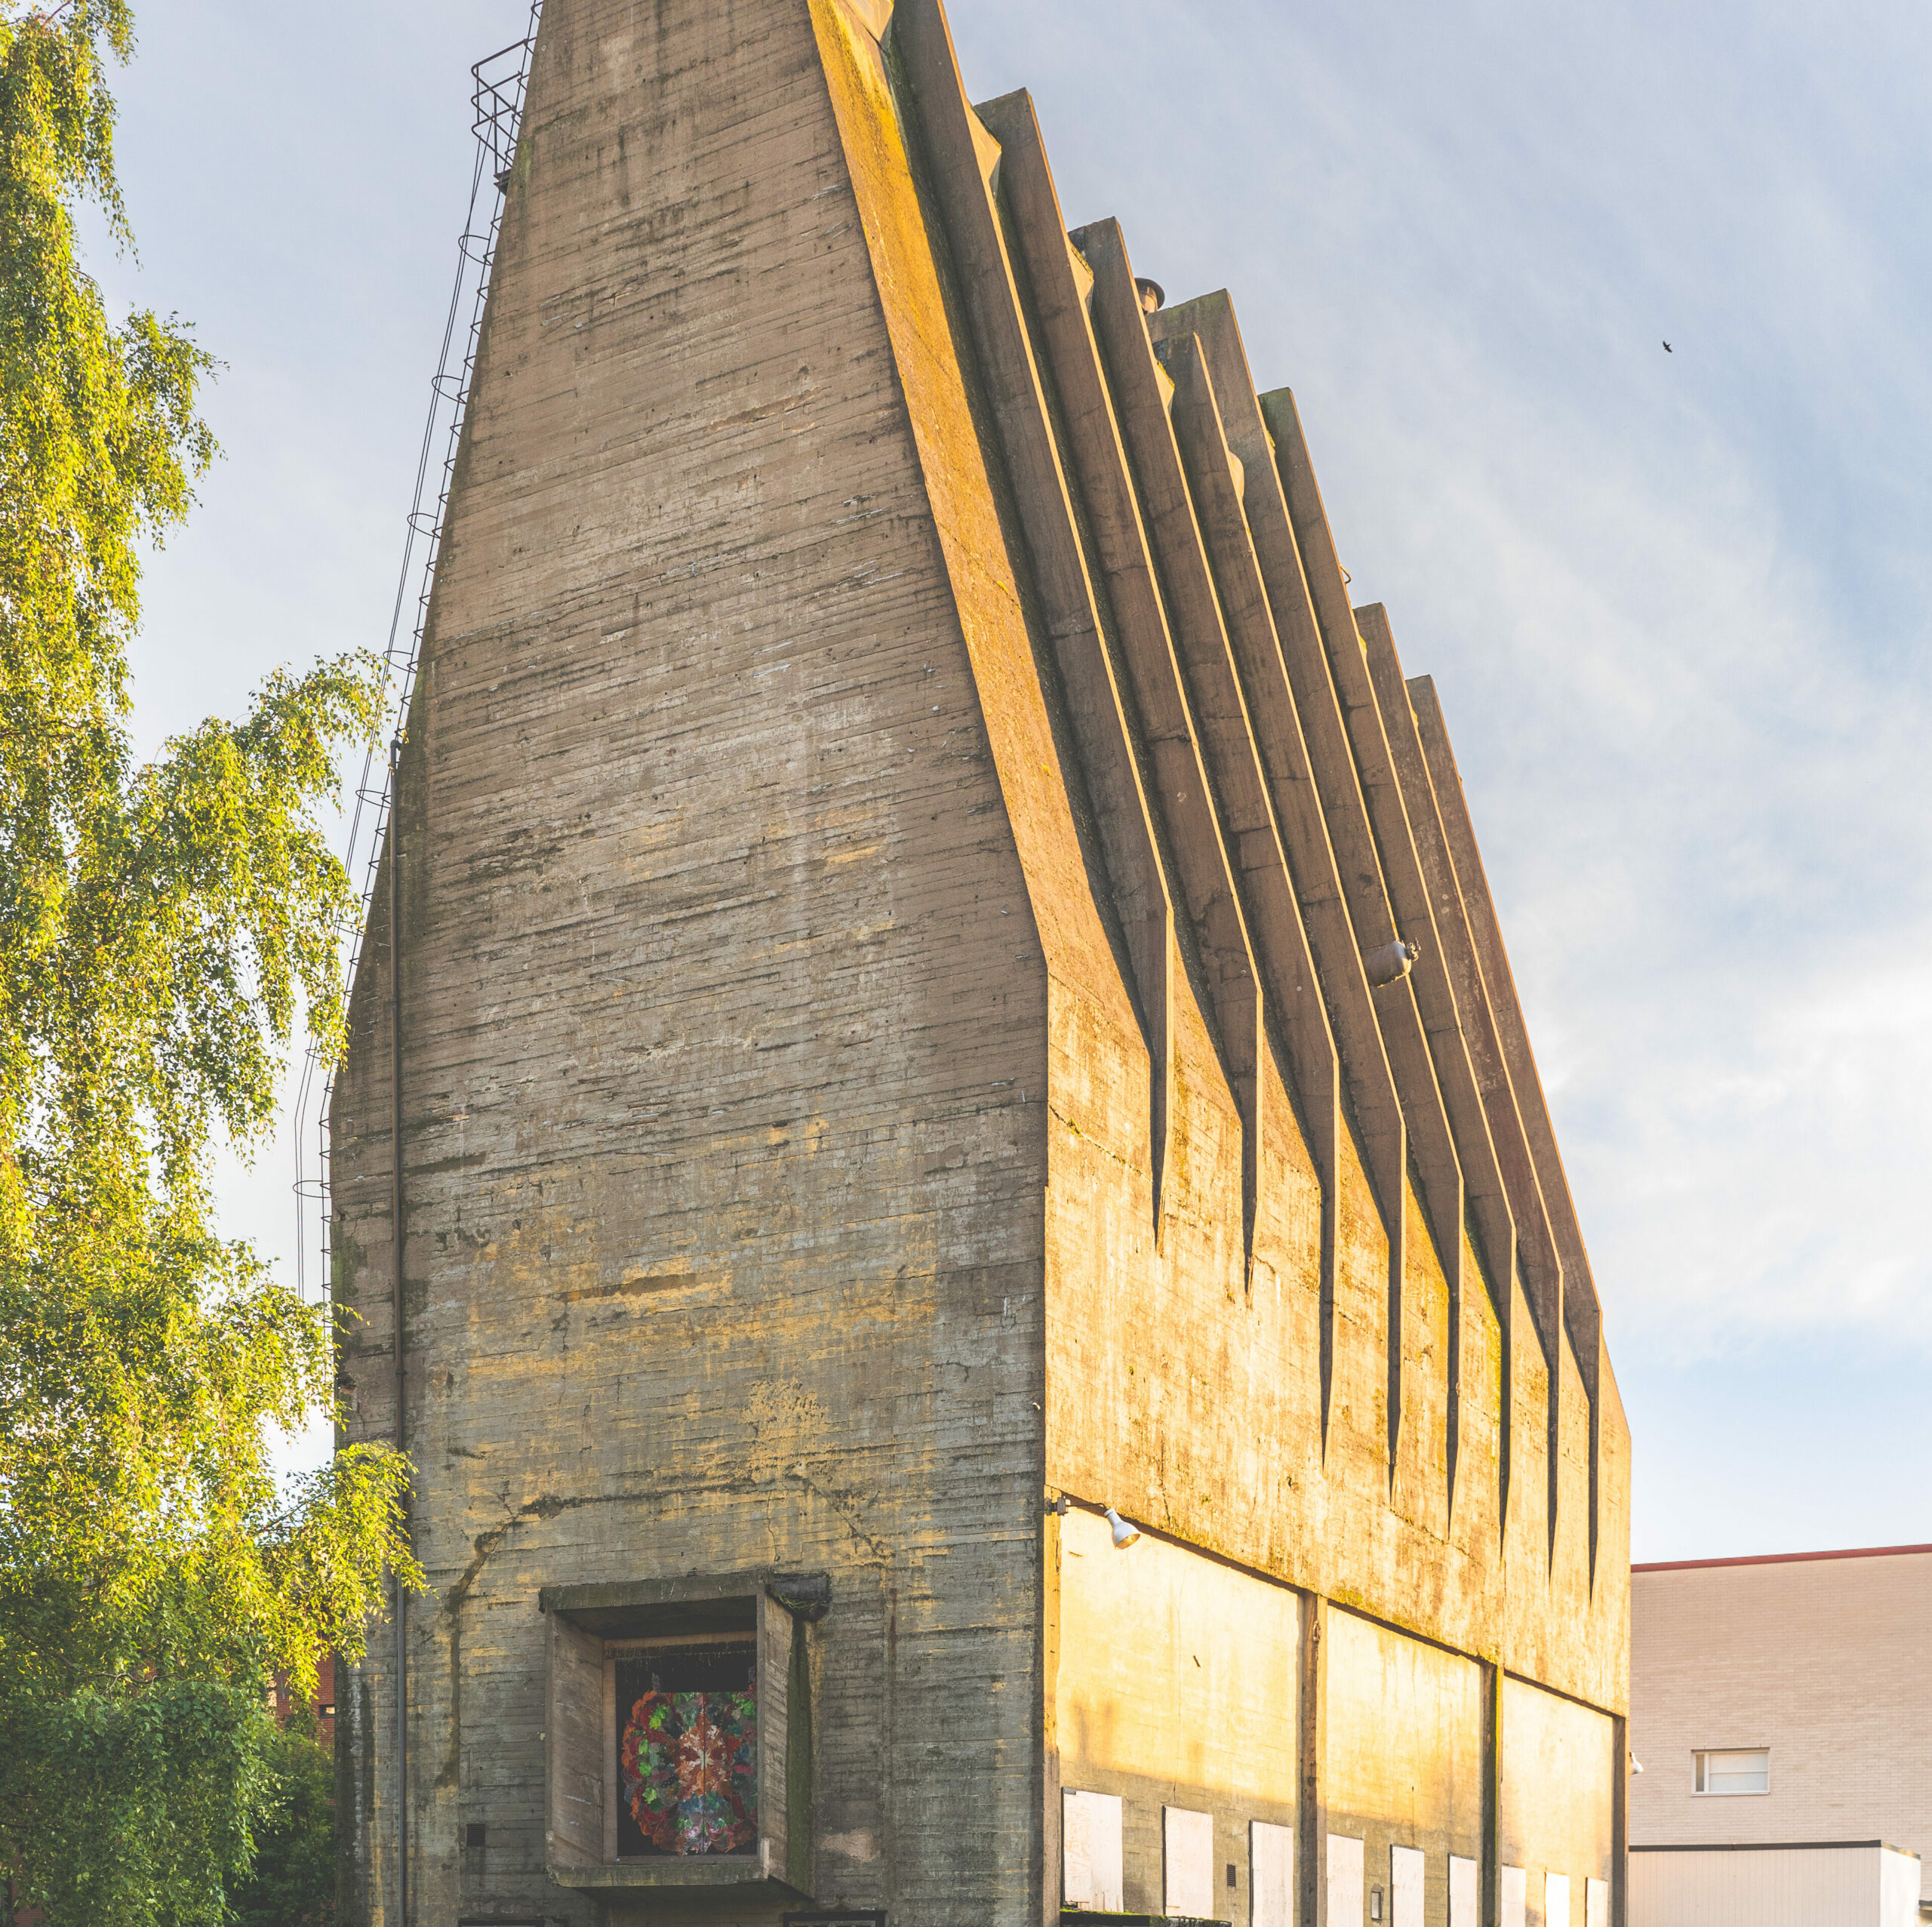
left=1546, top=1870, right=1571, bottom=1927
left=1503, top=1865, right=1527, bottom=1927
left=1253, top=1821, right=1294, bottom=1927
left=1392, top=1844, right=1425, bottom=1927
left=1324, top=1603, right=1484, bottom=1925
left=546, top=1613, right=604, bottom=1866
left=1165, top=1806, right=1215, bottom=1918
left=1451, top=1855, right=1479, bottom=1927
left=1064, top=1789, right=1124, bottom=1910
left=758, top=1592, right=792, bottom=1882
left=1054, top=1504, right=1300, bottom=1827
left=1330, top=1834, right=1365, bottom=1927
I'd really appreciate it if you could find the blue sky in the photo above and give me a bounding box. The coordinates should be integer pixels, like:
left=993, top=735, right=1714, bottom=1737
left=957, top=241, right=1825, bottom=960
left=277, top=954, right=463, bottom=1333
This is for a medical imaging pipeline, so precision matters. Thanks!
left=106, top=0, right=1932, bottom=1559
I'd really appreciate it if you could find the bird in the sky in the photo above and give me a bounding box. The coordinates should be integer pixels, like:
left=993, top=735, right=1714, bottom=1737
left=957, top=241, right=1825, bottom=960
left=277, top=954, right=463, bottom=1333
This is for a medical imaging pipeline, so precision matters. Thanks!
left=1663, top=340, right=1673, bottom=352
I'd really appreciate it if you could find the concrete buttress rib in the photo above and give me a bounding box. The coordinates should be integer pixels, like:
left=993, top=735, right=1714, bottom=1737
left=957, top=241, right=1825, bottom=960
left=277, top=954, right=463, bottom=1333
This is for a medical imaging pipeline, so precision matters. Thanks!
left=1367, top=624, right=1567, bottom=1533
left=974, top=195, right=1265, bottom=1273
left=1245, top=386, right=1463, bottom=1477
left=1071, top=234, right=1343, bottom=1293
left=892, top=0, right=1177, bottom=1231
left=1408, top=673, right=1607, bottom=1581
left=1109, top=328, right=1343, bottom=1279
left=1128, top=325, right=1356, bottom=1369
left=1149, top=293, right=1417, bottom=1466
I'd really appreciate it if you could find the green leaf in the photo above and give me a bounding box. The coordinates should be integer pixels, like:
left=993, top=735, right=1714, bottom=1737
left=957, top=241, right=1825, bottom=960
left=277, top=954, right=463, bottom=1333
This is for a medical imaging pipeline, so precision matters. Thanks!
left=0, top=8, right=421, bottom=1922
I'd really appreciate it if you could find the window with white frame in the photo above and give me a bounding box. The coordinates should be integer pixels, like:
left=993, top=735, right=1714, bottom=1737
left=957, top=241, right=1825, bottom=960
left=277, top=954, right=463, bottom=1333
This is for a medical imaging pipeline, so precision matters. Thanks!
left=1694, top=1748, right=1769, bottom=1794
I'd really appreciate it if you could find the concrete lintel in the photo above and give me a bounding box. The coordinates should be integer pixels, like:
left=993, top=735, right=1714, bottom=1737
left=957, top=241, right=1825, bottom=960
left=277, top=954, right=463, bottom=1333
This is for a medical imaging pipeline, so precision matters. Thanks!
left=539, top=1572, right=771, bottom=1615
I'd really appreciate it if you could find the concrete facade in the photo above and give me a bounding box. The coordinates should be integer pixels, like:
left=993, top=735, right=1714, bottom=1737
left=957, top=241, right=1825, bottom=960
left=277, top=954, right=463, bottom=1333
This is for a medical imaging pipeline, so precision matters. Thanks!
left=1629, top=1546, right=1932, bottom=1919
left=331, top=1, right=1632, bottom=1922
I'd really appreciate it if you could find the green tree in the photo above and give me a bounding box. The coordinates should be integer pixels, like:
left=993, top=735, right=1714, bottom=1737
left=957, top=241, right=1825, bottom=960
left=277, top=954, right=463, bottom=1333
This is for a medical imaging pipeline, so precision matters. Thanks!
left=0, top=4, right=418, bottom=1921
left=224, top=1706, right=337, bottom=1927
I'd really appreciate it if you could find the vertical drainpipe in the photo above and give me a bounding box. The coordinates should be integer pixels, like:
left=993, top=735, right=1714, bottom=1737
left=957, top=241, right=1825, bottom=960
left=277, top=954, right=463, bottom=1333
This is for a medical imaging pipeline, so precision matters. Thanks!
left=1299, top=1595, right=1327, bottom=1927
left=1611, top=1713, right=1629, bottom=1927
left=389, top=737, right=409, bottom=1927
left=1482, top=1662, right=1503, bottom=1927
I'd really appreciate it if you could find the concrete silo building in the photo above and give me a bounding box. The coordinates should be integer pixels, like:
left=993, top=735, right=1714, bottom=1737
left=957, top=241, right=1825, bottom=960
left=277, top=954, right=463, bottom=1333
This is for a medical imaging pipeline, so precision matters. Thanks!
left=331, top=0, right=1632, bottom=1922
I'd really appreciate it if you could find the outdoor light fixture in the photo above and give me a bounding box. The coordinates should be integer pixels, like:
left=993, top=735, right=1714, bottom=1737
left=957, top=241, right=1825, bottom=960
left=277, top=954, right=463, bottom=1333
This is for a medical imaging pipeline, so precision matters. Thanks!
left=1105, top=1507, right=1141, bottom=1548
left=1364, top=938, right=1420, bottom=987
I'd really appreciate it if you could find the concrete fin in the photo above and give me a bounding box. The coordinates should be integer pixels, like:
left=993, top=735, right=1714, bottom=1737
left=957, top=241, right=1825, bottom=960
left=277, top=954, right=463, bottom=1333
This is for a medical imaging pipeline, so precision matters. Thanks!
left=1159, top=294, right=1460, bottom=1476
left=1256, top=391, right=1466, bottom=1276
left=1248, top=387, right=1466, bottom=1473
left=1154, top=293, right=1418, bottom=1462
left=1372, top=635, right=1568, bottom=1531
left=922, top=154, right=1262, bottom=1274
left=1143, top=333, right=1341, bottom=1209
left=891, top=4, right=1179, bottom=1233
left=1146, top=329, right=1352, bottom=1344
left=1060, top=215, right=1272, bottom=1282
left=1407, top=673, right=1607, bottom=1579
left=1355, top=603, right=1521, bottom=1515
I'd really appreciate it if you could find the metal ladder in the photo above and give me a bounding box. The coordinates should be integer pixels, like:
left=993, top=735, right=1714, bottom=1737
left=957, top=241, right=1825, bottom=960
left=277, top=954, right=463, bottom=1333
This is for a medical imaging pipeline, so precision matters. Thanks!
left=292, top=5, right=543, bottom=1306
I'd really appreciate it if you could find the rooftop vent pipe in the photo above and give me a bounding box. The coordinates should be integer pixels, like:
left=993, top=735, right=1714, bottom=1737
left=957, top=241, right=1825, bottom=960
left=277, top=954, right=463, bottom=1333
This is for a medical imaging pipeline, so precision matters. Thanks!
left=1135, top=277, right=1165, bottom=314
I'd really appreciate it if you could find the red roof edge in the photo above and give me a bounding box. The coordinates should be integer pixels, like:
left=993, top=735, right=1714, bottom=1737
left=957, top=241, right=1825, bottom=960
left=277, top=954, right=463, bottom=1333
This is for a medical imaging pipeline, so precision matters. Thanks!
left=1633, top=1542, right=1932, bottom=1574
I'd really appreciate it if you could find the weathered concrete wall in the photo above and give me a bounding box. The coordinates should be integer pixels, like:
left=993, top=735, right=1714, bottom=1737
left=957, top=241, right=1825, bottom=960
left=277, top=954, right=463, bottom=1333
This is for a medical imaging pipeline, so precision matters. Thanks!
left=1326, top=1608, right=1486, bottom=1922
left=1052, top=1504, right=1301, bottom=1915
left=331, top=0, right=1090, bottom=1919
left=1502, top=1675, right=1618, bottom=1916
left=334, top=0, right=1632, bottom=1920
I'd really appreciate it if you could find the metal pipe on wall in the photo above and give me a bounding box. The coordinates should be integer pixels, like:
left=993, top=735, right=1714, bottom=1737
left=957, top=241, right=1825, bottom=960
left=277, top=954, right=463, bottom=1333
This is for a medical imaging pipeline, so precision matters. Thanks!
left=389, top=736, right=409, bottom=1926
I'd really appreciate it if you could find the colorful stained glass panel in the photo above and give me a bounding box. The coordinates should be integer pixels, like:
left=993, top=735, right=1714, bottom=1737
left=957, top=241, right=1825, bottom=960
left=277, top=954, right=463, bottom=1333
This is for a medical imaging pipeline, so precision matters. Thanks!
left=614, top=1642, right=758, bottom=1857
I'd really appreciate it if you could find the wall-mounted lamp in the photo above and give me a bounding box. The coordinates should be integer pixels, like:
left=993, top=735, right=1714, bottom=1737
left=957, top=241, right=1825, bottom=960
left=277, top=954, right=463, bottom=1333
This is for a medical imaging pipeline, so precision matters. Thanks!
left=1364, top=938, right=1420, bottom=988
left=1104, top=1507, right=1141, bottom=1548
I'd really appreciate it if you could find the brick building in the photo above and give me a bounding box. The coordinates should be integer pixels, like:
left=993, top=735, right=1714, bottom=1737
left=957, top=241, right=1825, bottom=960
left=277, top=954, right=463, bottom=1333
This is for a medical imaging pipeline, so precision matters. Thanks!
left=1629, top=1544, right=1932, bottom=1926
left=331, top=0, right=1632, bottom=1922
